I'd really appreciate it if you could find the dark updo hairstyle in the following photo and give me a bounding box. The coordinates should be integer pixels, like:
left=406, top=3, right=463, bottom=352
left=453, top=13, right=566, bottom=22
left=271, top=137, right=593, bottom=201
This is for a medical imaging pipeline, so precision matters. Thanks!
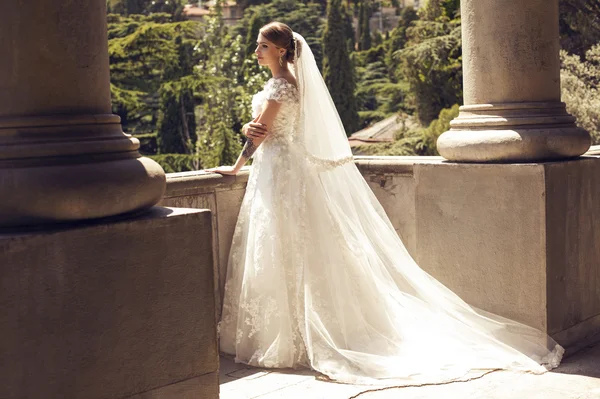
left=259, top=22, right=302, bottom=64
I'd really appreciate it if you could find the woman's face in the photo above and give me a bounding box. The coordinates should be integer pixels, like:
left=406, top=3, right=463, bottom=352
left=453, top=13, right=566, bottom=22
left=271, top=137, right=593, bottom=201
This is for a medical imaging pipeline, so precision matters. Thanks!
left=255, top=33, right=284, bottom=67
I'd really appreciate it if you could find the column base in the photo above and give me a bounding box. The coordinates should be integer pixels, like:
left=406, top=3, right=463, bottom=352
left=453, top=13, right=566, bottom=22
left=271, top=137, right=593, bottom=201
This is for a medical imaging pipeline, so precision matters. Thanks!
left=0, top=154, right=166, bottom=227
left=0, top=114, right=166, bottom=227
left=437, top=102, right=591, bottom=162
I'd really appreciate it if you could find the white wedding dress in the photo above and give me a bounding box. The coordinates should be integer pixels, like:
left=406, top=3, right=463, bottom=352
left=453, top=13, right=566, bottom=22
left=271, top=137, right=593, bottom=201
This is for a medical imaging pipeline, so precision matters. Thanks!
left=219, top=34, right=564, bottom=386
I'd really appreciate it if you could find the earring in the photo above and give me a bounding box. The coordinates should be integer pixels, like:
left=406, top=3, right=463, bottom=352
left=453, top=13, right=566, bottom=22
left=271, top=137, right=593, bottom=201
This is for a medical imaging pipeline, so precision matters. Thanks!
left=279, top=55, right=284, bottom=67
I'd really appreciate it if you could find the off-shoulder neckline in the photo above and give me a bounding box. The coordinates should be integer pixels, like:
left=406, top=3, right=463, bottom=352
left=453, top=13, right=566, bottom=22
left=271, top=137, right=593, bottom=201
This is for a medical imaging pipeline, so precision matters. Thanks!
left=268, top=77, right=298, bottom=90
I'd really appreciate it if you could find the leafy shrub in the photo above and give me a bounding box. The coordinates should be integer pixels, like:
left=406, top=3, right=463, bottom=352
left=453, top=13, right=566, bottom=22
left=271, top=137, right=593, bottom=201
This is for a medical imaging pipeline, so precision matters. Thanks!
left=560, top=45, right=600, bottom=144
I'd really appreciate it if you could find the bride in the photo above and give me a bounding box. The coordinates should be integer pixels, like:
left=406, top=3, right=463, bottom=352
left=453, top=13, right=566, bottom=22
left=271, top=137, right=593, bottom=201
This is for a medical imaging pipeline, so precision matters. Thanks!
left=208, top=22, right=564, bottom=385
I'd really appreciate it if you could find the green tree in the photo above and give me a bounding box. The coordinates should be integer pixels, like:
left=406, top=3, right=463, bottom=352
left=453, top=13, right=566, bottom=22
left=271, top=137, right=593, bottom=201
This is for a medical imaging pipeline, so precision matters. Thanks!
left=323, top=0, right=360, bottom=135
left=107, top=13, right=200, bottom=136
left=358, top=1, right=371, bottom=51
left=559, top=0, right=600, bottom=58
left=157, top=85, right=197, bottom=154
left=394, top=0, right=462, bottom=125
left=342, top=2, right=356, bottom=52
left=440, top=0, right=460, bottom=19
left=194, top=7, right=244, bottom=168
left=354, top=43, right=411, bottom=128
left=385, top=6, right=418, bottom=75
left=156, top=32, right=199, bottom=154
left=419, top=0, right=458, bottom=21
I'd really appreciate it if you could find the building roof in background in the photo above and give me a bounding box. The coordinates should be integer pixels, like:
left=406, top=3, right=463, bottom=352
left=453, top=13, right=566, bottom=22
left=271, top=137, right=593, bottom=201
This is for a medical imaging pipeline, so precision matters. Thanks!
left=204, top=0, right=237, bottom=7
left=183, top=2, right=240, bottom=18
left=183, top=4, right=210, bottom=16
left=348, top=115, right=400, bottom=147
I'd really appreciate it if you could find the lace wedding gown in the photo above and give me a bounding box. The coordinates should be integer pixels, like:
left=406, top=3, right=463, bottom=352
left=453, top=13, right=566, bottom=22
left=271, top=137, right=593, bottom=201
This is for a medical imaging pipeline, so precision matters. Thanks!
left=219, top=77, right=563, bottom=386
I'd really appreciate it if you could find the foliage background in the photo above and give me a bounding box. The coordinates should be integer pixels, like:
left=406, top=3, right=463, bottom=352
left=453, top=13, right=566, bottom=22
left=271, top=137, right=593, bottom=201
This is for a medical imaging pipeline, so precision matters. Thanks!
left=106, top=0, right=600, bottom=171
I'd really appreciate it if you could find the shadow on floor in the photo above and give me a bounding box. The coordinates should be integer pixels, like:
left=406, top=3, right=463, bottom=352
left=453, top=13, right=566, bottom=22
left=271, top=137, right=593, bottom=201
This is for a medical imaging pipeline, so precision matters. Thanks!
left=551, top=342, right=600, bottom=379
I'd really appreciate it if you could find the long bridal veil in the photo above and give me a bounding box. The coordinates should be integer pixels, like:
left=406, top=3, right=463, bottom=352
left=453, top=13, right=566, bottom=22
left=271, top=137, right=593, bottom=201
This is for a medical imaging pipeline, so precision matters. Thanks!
left=287, top=32, right=563, bottom=384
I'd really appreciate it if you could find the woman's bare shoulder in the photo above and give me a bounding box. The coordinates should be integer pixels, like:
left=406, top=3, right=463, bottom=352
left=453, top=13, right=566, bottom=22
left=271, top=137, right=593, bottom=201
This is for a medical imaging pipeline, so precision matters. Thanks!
left=273, top=73, right=297, bottom=88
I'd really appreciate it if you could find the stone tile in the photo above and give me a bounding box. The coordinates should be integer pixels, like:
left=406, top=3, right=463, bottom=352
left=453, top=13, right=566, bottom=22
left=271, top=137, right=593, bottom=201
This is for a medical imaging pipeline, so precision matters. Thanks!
left=255, top=378, right=365, bottom=399
left=219, top=343, right=600, bottom=399
left=228, top=369, right=273, bottom=380
left=220, top=368, right=314, bottom=399
left=220, top=355, right=252, bottom=376
left=127, top=373, right=218, bottom=399
left=359, top=371, right=600, bottom=399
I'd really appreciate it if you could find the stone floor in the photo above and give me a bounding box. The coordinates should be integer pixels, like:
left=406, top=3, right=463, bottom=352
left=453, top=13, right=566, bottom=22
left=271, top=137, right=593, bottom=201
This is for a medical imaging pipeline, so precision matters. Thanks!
left=219, top=342, right=600, bottom=398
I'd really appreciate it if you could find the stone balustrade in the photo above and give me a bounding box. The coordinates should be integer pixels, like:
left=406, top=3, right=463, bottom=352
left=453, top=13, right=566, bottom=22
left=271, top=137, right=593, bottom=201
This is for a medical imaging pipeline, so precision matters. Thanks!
left=163, top=151, right=600, bottom=352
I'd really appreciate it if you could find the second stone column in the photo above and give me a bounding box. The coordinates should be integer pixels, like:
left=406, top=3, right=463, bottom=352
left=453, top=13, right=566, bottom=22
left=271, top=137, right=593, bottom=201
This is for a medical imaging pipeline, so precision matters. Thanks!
left=437, top=0, right=590, bottom=162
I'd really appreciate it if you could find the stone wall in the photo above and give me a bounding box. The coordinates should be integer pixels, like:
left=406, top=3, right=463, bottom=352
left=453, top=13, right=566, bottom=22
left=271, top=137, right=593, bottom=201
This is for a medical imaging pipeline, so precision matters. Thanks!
left=160, top=171, right=250, bottom=320
left=163, top=154, right=600, bottom=350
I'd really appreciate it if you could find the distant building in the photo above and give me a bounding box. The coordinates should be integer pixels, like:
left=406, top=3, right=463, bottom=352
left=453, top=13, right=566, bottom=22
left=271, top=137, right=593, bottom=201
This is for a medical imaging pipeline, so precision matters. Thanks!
left=182, top=1, right=242, bottom=25
left=348, top=115, right=400, bottom=151
left=182, top=4, right=210, bottom=20
left=356, top=1, right=424, bottom=38
left=399, top=0, right=422, bottom=8
left=368, top=7, right=401, bottom=34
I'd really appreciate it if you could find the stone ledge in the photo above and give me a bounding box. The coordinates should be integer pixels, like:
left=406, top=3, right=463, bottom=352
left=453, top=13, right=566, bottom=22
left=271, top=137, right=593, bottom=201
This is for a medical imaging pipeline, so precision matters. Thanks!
left=165, top=168, right=251, bottom=198
left=0, top=207, right=218, bottom=399
left=164, top=156, right=445, bottom=194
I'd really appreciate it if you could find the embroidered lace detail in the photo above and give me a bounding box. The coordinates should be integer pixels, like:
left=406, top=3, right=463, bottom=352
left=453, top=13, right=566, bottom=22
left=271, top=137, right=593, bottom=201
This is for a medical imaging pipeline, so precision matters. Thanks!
left=219, top=77, right=307, bottom=368
left=250, top=78, right=299, bottom=152
left=305, top=153, right=354, bottom=170
left=250, top=78, right=299, bottom=118
left=250, top=78, right=352, bottom=171
left=264, top=78, right=299, bottom=103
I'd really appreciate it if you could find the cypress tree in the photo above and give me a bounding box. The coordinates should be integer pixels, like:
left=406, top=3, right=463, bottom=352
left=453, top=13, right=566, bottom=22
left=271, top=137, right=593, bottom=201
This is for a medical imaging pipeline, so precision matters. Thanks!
left=156, top=86, right=197, bottom=154
left=323, top=0, right=360, bottom=135
left=358, top=0, right=371, bottom=51
left=323, top=0, right=358, bottom=135
left=342, top=2, right=356, bottom=52
left=385, top=6, right=418, bottom=77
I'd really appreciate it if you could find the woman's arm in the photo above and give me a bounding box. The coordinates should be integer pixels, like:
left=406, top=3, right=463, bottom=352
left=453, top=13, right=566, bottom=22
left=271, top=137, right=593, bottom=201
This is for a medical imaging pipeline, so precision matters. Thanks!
left=209, top=100, right=282, bottom=175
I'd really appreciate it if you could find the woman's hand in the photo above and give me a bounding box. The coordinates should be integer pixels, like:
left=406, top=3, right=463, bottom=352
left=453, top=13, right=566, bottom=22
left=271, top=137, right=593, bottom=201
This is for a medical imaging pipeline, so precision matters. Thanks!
left=206, top=166, right=239, bottom=176
left=243, top=122, right=268, bottom=139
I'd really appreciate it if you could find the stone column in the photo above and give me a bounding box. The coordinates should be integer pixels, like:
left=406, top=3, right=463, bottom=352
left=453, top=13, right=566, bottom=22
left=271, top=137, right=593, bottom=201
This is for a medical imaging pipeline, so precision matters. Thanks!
left=437, top=0, right=591, bottom=162
left=0, top=0, right=165, bottom=227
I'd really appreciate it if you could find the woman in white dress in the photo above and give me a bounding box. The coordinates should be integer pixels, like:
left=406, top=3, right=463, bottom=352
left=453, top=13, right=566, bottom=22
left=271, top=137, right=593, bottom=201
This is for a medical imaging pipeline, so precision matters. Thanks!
left=208, top=22, right=564, bottom=385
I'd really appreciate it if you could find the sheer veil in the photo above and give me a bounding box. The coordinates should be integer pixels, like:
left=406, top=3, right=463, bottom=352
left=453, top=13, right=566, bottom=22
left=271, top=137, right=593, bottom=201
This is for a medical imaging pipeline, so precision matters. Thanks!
left=286, top=32, right=564, bottom=384
left=292, top=32, right=354, bottom=167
